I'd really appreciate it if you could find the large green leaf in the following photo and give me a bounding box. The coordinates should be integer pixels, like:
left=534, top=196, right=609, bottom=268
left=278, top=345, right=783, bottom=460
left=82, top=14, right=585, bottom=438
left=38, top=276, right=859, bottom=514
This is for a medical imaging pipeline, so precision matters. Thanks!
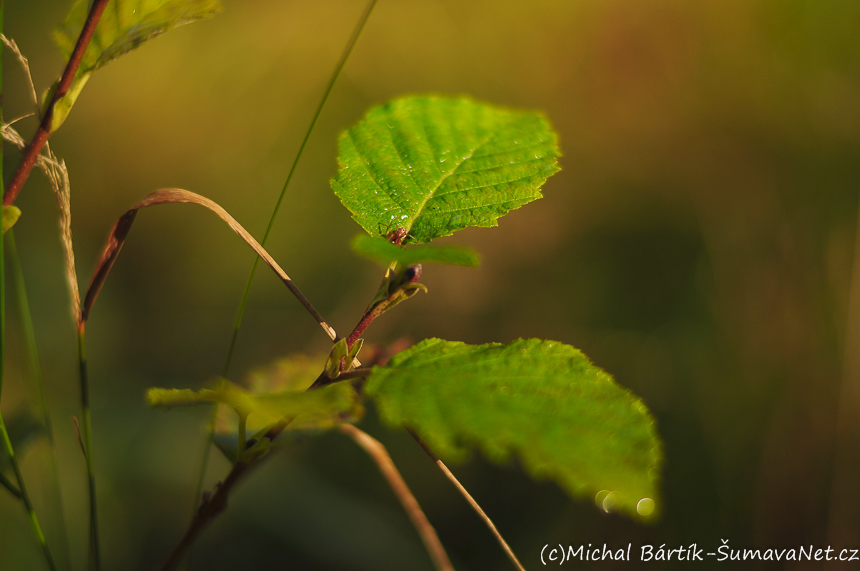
left=350, top=234, right=479, bottom=267
left=55, top=0, right=222, bottom=75
left=332, top=96, right=560, bottom=244
left=365, top=338, right=662, bottom=518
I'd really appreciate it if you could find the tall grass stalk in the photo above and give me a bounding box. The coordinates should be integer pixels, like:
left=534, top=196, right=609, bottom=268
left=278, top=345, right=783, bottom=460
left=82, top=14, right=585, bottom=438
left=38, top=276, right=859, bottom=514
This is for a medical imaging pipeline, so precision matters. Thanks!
left=188, top=0, right=378, bottom=516
left=7, top=230, right=72, bottom=570
left=0, top=5, right=58, bottom=567
left=76, top=325, right=100, bottom=571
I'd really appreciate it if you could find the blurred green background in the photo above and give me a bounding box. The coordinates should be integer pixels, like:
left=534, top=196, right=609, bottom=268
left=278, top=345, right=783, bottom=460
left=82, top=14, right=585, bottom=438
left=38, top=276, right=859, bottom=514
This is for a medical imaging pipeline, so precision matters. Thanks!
left=2, top=0, right=860, bottom=569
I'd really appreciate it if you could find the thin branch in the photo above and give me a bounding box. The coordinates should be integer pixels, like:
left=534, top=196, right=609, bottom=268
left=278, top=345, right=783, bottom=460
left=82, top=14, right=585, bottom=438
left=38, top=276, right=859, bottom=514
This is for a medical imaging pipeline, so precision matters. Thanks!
left=341, top=424, right=454, bottom=571
left=3, top=0, right=110, bottom=206
left=157, top=453, right=258, bottom=571
left=409, top=430, right=526, bottom=571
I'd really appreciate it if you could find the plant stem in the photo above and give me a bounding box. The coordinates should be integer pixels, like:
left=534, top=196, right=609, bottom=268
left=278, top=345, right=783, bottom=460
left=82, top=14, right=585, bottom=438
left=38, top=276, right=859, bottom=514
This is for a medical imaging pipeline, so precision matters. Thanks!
left=181, top=0, right=378, bottom=538
left=0, top=414, right=58, bottom=571
left=0, top=470, right=22, bottom=498
left=2, top=0, right=109, bottom=206
left=340, top=424, right=454, bottom=571
left=157, top=454, right=258, bottom=571
left=219, top=0, right=378, bottom=376
left=0, top=23, right=57, bottom=561
left=77, top=323, right=100, bottom=571
left=408, top=430, right=525, bottom=571
left=7, top=230, right=72, bottom=569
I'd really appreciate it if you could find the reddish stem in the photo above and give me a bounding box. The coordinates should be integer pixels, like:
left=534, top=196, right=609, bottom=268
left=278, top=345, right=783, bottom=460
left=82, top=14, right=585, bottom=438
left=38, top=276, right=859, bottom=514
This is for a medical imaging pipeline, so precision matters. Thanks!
left=346, top=305, right=383, bottom=348
left=157, top=458, right=255, bottom=571
left=3, top=0, right=110, bottom=206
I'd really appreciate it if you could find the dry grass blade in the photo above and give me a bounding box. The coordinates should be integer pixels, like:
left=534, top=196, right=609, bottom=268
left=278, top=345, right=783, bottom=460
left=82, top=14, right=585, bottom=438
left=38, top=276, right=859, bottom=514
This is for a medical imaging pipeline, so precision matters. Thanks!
left=81, top=189, right=337, bottom=341
left=409, top=430, right=525, bottom=571
left=1, top=34, right=82, bottom=323
left=340, top=424, right=454, bottom=571
left=1, top=34, right=39, bottom=112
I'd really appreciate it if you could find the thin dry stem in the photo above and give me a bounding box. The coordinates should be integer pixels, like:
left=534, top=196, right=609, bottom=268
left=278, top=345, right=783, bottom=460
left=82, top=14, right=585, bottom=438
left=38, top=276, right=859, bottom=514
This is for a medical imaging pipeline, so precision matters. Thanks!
left=2, top=123, right=81, bottom=323
left=1, top=34, right=39, bottom=112
left=81, top=188, right=336, bottom=342
left=409, top=430, right=525, bottom=571
left=435, top=460, right=525, bottom=571
left=340, top=424, right=454, bottom=571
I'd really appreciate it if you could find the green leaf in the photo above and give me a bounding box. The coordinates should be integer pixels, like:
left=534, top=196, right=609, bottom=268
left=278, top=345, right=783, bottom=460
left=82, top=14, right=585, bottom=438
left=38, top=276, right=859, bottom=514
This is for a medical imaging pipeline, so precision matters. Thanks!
left=365, top=338, right=662, bottom=519
left=3, top=206, right=21, bottom=234
left=350, top=234, right=480, bottom=267
left=147, top=378, right=361, bottom=431
left=55, top=0, right=222, bottom=76
left=332, top=96, right=560, bottom=244
left=52, top=0, right=221, bottom=129
left=42, top=73, right=91, bottom=133
left=205, top=353, right=363, bottom=462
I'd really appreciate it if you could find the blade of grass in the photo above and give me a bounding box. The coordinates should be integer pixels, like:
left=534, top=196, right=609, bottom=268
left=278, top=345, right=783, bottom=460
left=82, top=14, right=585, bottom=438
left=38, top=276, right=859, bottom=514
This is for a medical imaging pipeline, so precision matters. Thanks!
left=220, top=0, right=378, bottom=376
left=186, top=0, right=378, bottom=533
left=0, top=469, right=22, bottom=498
left=0, top=6, right=57, bottom=568
left=76, top=324, right=100, bottom=571
left=3, top=22, right=99, bottom=571
left=0, top=416, right=59, bottom=571
left=340, top=424, right=454, bottom=571
left=81, top=189, right=335, bottom=337
left=7, top=230, right=72, bottom=570
left=409, top=430, right=526, bottom=571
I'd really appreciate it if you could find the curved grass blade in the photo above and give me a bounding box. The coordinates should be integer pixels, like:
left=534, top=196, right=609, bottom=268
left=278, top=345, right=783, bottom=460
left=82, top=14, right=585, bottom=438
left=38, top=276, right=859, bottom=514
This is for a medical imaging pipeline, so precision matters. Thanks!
left=81, top=188, right=336, bottom=340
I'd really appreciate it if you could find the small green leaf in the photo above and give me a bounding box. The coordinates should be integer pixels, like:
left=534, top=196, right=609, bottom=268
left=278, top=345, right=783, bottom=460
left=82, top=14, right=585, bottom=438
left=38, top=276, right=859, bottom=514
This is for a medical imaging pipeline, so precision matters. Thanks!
left=203, top=353, right=365, bottom=462
left=351, top=234, right=480, bottom=267
left=147, top=379, right=361, bottom=430
left=366, top=338, right=662, bottom=519
left=325, top=339, right=349, bottom=379
left=347, top=338, right=364, bottom=362
left=3, top=206, right=22, bottom=234
left=332, top=96, right=560, bottom=244
left=55, top=0, right=222, bottom=76
left=42, top=74, right=91, bottom=132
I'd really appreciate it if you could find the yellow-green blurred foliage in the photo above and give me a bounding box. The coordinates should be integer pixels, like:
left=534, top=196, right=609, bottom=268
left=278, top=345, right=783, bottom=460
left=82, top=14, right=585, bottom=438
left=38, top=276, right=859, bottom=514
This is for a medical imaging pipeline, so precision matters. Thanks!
left=2, top=0, right=859, bottom=569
